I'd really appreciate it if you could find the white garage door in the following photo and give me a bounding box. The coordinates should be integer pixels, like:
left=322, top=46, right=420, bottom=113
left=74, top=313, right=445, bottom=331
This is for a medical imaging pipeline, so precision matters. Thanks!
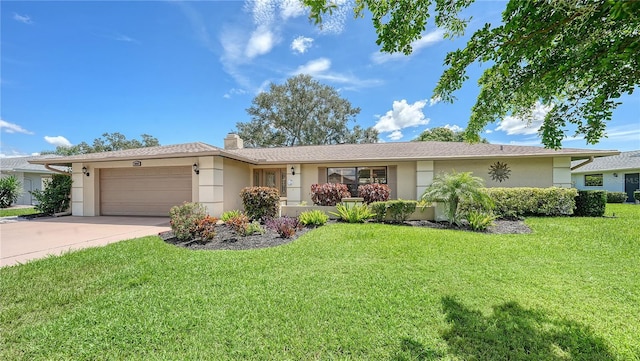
left=100, top=167, right=192, bottom=216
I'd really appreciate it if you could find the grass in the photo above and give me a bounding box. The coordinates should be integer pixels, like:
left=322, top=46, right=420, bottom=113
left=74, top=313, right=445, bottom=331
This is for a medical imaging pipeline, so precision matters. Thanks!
left=0, top=207, right=38, bottom=217
left=1, top=204, right=638, bottom=360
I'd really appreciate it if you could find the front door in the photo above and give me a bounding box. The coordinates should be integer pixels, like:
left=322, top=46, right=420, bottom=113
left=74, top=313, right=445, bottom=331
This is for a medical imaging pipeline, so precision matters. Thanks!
left=625, top=173, right=639, bottom=203
left=23, top=179, right=32, bottom=205
left=253, top=168, right=287, bottom=197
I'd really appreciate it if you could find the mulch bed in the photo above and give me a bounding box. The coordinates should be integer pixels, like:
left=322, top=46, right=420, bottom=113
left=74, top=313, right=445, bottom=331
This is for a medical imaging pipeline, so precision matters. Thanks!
left=160, top=219, right=531, bottom=251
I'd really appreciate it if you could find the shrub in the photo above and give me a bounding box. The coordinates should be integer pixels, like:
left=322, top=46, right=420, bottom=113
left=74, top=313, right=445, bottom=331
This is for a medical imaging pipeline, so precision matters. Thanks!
left=221, top=209, right=242, bottom=222
left=226, top=213, right=250, bottom=235
left=30, top=174, right=72, bottom=214
left=606, top=192, right=627, bottom=203
left=478, top=187, right=578, bottom=219
left=330, top=203, right=375, bottom=223
left=240, top=187, right=280, bottom=221
left=311, top=183, right=350, bottom=206
left=386, top=200, right=418, bottom=223
left=0, top=175, right=22, bottom=208
left=358, top=183, right=390, bottom=204
left=467, top=210, right=497, bottom=231
left=635, top=191, right=640, bottom=203
left=298, top=210, right=329, bottom=227
left=246, top=221, right=265, bottom=236
left=369, top=201, right=388, bottom=222
left=574, top=190, right=606, bottom=217
left=194, top=215, right=218, bottom=240
left=169, top=202, right=208, bottom=241
left=265, top=217, right=301, bottom=238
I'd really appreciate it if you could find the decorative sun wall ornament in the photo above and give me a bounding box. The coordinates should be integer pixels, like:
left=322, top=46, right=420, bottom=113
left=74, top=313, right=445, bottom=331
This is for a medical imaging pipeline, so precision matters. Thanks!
left=489, top=161, right=511, bottom=182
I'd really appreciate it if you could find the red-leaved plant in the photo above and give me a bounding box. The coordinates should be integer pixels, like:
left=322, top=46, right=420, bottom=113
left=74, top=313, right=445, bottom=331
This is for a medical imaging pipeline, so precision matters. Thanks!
left=311, top=183, right=351, bottom=206
left=358, top=183, right=390, bottom=204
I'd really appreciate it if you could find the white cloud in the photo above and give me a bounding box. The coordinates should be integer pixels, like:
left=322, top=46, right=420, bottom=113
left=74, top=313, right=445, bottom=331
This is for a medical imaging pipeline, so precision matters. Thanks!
left=280, top=0, right=306, bottom=19
left=443, top=124, right=464, bottom=132
left=388, top=130, right=403, bottom=141
left=315, top=0, right=351, bottom=34
left=0, top=120, right=34, bottom=134
left=497, top=101, right=553, bottom=135
left=293, top=58, right=331, bottom=75
left=13, top=13, right=32, bottom=24
left=291, top=36, right=313, bottom=54
left=371, top=29, right=444, bottom=64
left=223, top=88, right=247, bottom=99
left=44, top=136, right=72, bottom=148
left=374, top=99, right=430, bottom=134
left=245, top=27, right=276, bottom=58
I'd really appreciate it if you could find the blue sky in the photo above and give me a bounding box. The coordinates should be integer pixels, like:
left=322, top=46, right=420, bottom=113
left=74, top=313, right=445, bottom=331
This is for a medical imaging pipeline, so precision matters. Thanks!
left=1, top=0, right=639, bottom=157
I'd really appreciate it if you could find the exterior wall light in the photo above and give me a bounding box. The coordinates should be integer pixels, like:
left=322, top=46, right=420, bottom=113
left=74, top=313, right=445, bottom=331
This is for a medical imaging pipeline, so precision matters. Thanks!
left=82, top=166, right=90, bottom=177
left=613, top=173, right=618, bottom=177
left=193, top=163, right=199, bottom=175
left=291, top=166, right=295, bottom=176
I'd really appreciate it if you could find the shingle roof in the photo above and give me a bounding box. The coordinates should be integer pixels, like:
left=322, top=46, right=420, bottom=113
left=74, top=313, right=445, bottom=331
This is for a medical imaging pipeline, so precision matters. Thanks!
left=29, top=140, right=619, bottom=166
left=229, top=141, right=618, bottom=164
left=571, top=150, right=640, bottom=173
left=0, top=155, right=65, bottom=173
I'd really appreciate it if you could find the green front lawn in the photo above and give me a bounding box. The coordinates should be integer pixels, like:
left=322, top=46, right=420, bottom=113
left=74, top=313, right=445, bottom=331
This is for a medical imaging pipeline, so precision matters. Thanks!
left=1, top=204, right=638, bottom=360
left=0, top=207, right=38, bottom=217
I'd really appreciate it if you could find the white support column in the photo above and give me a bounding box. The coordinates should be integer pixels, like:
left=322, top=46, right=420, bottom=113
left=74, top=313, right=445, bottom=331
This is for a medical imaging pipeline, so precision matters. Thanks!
left=287, top=164, right=302, bottom=205
left=416, top=160, right=434, bottom=199
left=197, top=156, right=224, bottom=216
left=71, top=163, right=84, bottom=216
left=552, top=157, right=572, bottom=188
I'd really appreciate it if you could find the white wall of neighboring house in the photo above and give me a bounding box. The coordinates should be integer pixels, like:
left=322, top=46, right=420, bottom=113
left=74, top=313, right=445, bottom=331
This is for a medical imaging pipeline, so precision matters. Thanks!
left=572, top=170, right=640, bottom=192
left=0, top=171, right=51, bottom=206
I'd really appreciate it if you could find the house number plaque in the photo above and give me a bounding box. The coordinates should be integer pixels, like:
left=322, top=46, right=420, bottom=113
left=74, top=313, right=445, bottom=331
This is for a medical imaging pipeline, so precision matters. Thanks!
left=133, top=160, right=142, bottom=167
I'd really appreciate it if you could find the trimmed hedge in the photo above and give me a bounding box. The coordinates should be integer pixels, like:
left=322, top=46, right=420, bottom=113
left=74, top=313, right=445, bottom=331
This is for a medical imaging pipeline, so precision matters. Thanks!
left=606, top=191, right=627, bottom=203
left=240, top=186, right=280, bottom=221
left=635, top=191, right=640, bottom=203
left=479, top=187, right=578, bottom=218
left=311, top=183, right=350, bottom=206
left=368, top=200, right=418, bottom=223
left=358, top=183, right=390, bottom=204
left=574, top=190, right=606, bottom=217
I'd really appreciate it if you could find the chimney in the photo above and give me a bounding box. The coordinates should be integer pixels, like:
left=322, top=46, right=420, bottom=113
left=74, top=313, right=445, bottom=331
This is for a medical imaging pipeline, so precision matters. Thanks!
left=224, top=133, right=244, bottom=150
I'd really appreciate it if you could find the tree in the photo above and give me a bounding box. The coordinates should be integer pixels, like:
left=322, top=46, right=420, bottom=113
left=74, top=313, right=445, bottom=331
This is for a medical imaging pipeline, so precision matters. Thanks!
left=413, top=127, right=488, bottom=143
left=235, top=74, right=378, bottom=147
left=420, top=171, right=493, bottom=226
left=43, top=132, right=160, bottom=155
left=0, top=175, right=22, bottom=208
left=304, top=0, right=639, bottom=149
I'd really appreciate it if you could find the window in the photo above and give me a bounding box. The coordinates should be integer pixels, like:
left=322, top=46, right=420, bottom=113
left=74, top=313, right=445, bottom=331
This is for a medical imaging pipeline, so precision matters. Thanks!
left=584, top=174, right=603, bottom=187
left=327, top=167, right=387, bottom=195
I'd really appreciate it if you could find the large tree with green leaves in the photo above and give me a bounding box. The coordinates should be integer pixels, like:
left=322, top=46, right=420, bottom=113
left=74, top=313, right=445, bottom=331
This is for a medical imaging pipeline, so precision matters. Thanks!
left=43, top=132, right=160, bottom=156
left=235, top=74, right=378, bottom=147
left=305, top=0, right=639, bottom=149
left=413, top=127, right=488, bottom=143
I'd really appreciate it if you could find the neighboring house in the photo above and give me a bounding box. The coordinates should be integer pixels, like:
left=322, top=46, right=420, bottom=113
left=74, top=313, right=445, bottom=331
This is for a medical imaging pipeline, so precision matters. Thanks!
left=0, top=155, right=66, bottom=206
left=571, top=150, right=640, bottom=202
left=30, top=134, right=619, bottom=217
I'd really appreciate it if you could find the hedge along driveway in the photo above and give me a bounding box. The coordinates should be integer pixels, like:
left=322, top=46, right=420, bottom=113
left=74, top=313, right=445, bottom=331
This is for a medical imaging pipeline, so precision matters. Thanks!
left=0, top=204, right=638, bottom=360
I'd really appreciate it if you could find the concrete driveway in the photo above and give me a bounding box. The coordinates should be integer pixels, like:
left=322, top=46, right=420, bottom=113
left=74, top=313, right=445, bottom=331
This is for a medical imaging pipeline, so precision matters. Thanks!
left=0, top=216, right=170, bottom=267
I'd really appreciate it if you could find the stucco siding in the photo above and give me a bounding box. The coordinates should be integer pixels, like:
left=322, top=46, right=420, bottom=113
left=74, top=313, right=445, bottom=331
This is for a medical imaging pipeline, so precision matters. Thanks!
left=222, top=158, right=250, bottom=216
left=434, top=158, right=554, bottom=188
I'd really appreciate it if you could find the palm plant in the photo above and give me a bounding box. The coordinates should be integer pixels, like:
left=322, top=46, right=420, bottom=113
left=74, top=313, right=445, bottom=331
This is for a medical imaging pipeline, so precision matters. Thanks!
left=421, top=171, right=493, bottom=226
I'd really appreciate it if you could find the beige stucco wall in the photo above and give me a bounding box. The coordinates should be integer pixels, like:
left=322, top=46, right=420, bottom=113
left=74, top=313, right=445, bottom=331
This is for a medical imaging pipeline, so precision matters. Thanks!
left=434, top=157, right=555, bottom=188
left=222, top=158, right=251, bottom=216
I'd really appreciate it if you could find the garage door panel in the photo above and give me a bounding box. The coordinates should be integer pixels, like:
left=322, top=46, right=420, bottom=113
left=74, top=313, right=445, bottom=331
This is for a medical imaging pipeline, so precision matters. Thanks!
left=100, top=167, right=192, bottom=216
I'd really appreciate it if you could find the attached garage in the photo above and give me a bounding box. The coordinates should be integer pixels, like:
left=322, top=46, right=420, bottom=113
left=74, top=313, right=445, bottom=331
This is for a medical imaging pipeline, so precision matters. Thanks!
left=100, top=166, right=192, bottom=216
